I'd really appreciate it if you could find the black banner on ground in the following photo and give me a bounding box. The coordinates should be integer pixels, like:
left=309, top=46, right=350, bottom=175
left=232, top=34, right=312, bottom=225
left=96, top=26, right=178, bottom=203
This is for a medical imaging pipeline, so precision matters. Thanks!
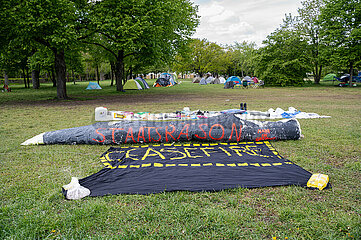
left=44, top=114, right=301, bottom=145
left=64, top=141, right=312, bottom=198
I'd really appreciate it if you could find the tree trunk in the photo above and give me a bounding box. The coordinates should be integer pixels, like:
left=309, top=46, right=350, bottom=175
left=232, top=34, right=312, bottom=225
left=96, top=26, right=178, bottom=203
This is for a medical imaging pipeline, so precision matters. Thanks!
left=26, top=69, right=30, bottom=88
left=110, top=61, right=115, bottom=86
left=22, top=68, right=28, bottom=88
left=54, top=49, right=68, bottom=99
left=51, top=68, right=56, bottom=87
left=32, top=69, right=40, bottom=89
left=4, top=71, right=9, bottom=86
left=317, top=65, right=322, bottom=84
left=96, top=64, right=100, bottom=85
left=72, top=70, right=75, bottom=85
left=349, top=63, right=353, bottom=87
left=128, top=67, right=133, bottom=80
left=313, top=64, right=322, bottom=84
left=115, top=51, right=125, bottom=92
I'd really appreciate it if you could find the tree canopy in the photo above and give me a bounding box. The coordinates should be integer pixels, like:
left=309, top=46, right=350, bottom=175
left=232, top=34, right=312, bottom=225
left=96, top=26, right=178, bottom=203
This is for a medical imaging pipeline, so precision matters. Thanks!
left=1, top=0, right=198, bottom=97
left=83, top=0, right=199, bottom=91
left=1, top=0, right=360, bottom=90
left=319, top=0, right=361, bottom=86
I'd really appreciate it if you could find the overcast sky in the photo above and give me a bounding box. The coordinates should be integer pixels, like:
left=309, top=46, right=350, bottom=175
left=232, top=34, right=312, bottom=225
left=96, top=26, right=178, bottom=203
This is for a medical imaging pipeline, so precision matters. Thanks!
left=192, top=0, right=302, bottom=47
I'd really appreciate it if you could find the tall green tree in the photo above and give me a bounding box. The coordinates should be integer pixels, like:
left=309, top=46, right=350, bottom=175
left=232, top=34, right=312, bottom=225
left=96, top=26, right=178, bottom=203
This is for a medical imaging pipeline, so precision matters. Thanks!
left=256, top=14, right=310, bottom=86
left=229, top=41, right=257, bottom=77
left=319, top=0, right=361, bottom=86
left=85, top=0, right=199, bottom=91
left=11, top=0, right=85, bottom=99
left=298, top=0, right=325, bottom=84
left=173, top=39, right=228, bottom=76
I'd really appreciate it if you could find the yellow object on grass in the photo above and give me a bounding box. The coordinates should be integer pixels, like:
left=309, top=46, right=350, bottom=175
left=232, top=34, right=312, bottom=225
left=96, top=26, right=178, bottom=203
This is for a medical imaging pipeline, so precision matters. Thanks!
left=307, top=173, right=329, bottom=190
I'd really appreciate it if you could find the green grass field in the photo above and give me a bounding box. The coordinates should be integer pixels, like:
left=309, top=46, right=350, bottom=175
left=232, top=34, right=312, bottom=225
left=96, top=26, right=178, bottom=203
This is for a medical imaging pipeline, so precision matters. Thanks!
left=1, top=79, right=360, bottom=239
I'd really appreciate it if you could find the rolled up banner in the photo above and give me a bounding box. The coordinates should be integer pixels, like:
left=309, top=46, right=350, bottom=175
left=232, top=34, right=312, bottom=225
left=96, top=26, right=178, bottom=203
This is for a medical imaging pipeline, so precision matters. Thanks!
left=21, top=114, right=301, bottom=145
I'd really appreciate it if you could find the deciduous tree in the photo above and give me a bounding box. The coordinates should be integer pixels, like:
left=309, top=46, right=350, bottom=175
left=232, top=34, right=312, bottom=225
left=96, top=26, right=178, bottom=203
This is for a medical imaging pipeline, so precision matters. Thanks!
left=85, top=0, right=199, bottom=91
left=256, top=14, right=310, bottom=86
left=298, top=0, right=325, bottom=84
left=319, top=0, right=361, bottom=86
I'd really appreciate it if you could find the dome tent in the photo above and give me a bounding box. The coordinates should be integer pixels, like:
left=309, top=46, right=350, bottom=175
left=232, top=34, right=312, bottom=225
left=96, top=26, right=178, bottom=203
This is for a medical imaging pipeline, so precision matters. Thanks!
left=225, top=76, right=241, bottom=85
left=153, top=73, right=177, bottom=87
left=86, top=82, right=102, bottom=90
left=124, top=79, right=144, bottom=90
left=135, top=77, right=150, bottom=89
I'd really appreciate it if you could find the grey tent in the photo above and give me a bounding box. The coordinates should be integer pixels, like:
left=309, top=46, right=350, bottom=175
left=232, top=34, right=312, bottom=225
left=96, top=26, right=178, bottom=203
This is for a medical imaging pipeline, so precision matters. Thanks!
left=199, top=78, right=207, bottom=85
left=243, top=76, right=252, bottom=81
left=212, top=78, right=221, bottom=84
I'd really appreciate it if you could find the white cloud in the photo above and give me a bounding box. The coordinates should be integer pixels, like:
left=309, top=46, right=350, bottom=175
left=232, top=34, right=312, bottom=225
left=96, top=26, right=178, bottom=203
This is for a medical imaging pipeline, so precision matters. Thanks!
left=192, top=0, right=302, bottom=47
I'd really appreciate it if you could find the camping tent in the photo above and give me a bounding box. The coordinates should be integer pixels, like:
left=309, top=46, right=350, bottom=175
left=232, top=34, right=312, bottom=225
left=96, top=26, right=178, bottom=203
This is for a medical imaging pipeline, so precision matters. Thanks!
left=199, top=78, right=207, bottom=85
left=161, top=73, right=177, bottom=85
left=323, top=73, right=337, bottom=81
left=153, top=73, right=177, bottom=87
left=124, top=79, right=143, bottom=90
left=225, top=76, right=241, bottom=85
left=219, top=77, right=226, bottom=84
left=192, top=77, right=201, bottom=83
left=153, top=78, right=171, bottom=87
left=206, top=76, right=214, bottom=84
left=86, top=82, right=102, bottom=90
left=135, top=77, right=150, bottom=89
left=243, top=76, right=252, bottom=81
left=212, top=78, right=220, bottom=84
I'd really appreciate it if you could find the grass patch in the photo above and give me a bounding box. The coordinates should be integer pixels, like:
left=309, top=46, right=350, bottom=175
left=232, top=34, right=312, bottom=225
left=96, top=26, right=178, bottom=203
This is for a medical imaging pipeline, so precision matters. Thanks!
left=1, top=80, right=360, bottom=239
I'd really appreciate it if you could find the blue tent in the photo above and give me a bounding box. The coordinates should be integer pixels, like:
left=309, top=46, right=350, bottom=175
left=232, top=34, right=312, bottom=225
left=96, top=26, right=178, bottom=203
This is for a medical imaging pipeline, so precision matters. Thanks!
left=225, top=76, right=241, bottom=85
left=86, top=82, right=102, bottom=90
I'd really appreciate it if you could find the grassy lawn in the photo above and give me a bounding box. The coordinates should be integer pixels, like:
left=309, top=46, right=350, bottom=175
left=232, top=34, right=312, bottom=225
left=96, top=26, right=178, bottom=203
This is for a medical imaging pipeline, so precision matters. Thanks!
left=0, top=79, right=360, bottom=239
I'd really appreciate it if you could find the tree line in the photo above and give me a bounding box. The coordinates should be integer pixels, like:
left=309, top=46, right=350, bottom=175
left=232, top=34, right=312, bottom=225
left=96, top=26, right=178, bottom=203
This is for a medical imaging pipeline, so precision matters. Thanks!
left=1, top=0, right=360, bottom=99
left=174, top=0, right=361, bottom=87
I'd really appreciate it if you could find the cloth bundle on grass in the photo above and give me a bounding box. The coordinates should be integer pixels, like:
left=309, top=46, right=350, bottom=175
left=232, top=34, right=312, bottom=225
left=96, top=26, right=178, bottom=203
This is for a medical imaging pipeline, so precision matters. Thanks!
left=22, top=114, right=302, bottom=145
left=62, top=141, right=329, bottom=200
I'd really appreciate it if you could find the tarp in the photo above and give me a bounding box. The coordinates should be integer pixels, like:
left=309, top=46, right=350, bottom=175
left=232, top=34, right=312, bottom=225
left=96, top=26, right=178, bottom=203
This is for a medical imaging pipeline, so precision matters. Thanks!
left=21, top=114, right=302, bottom=145
left=62, top=141, right=314, bottom=199
left=86, top=82, right=102, bottom=90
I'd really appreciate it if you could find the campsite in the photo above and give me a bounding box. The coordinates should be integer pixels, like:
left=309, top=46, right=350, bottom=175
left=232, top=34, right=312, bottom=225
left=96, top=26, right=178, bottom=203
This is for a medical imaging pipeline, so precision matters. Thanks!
left=1, top=0, right=361, bottom=238
left=1, top=79, right=360, bottom=239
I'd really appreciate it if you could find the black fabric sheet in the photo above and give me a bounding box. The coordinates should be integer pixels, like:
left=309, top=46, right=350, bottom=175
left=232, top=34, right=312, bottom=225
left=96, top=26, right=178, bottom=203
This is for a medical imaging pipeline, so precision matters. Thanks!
left=71, top=141, right=312, bottom=197
left=44, top=114, right=301, bottom=145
